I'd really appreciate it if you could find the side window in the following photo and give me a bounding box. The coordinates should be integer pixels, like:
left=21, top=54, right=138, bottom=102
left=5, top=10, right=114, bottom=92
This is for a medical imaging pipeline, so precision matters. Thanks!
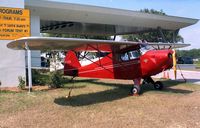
left=120, top=53, right=129, bottom=61
left=128, top=50, right=140, bottom=60
left=120, top=50, right=140, bottom=61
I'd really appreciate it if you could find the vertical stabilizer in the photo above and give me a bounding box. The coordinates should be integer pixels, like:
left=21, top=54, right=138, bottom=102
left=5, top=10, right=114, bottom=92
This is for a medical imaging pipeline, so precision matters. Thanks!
left=64, top=51, right=81, bottom=76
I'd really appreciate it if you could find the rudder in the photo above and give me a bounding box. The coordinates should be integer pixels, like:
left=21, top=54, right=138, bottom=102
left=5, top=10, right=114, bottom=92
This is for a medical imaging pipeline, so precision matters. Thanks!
left=64, top=50, right=81, bottom=76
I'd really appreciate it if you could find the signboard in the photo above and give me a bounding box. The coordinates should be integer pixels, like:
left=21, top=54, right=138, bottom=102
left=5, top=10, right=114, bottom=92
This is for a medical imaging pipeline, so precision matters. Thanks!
left=0, top=7, right=30, bottom=40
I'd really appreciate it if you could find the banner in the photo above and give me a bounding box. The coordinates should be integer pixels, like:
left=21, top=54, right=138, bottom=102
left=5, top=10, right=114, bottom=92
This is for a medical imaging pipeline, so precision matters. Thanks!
left=0, top=7, right=30, bottom=40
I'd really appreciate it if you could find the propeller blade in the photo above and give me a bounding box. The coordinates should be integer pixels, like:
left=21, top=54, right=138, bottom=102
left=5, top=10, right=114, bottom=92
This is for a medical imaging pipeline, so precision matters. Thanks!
left=172, top=49, right=177, bottom=79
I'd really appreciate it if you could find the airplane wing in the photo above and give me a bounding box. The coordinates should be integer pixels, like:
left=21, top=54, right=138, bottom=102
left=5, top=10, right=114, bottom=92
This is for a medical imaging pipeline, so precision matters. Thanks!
left=7, top=37, right=190, bottom=51
left=148, top=42, right=190, bottom=49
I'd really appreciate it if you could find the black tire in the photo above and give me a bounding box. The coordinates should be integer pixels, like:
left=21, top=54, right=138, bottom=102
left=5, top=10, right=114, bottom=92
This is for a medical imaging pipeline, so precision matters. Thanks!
left=130, top=85, right=141, bottom=95
left=142, top=79, right=148, bottom=85
left=154, top=81, right=164, bottom=90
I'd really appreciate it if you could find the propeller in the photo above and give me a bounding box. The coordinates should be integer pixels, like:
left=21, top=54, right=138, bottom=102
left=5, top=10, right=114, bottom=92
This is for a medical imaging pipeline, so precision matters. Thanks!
left=172, top=49, right=177, bottom=79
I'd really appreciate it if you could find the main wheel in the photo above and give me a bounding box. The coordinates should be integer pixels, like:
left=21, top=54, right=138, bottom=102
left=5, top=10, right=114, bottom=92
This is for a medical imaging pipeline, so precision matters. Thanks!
left=154, top=81, right=164, bottom=90
left=130, top=85, right=141, bottom=95
left=142, top=79, right=148, bottom=85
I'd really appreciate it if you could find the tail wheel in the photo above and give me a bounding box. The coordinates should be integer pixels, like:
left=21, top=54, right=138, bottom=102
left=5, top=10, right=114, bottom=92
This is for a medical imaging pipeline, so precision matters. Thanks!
left=154, top=81, right=164, bottom=90
left=130, top=85, right=141, bottom=95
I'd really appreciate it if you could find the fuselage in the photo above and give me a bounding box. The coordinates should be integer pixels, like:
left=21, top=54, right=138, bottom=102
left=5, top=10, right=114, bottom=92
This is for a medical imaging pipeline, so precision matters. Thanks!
left=64, top=44, right=173, bottom=80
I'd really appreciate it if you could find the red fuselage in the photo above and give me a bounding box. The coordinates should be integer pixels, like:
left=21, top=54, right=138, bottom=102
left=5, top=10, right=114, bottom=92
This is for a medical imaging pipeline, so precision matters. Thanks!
left=64, top=46, right=173, bottom=80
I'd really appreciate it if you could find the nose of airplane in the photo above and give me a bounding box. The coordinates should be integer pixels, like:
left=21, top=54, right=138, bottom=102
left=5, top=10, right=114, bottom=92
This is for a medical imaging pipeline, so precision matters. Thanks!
left=141, top=50, right=173, bottom=77
left=154, top=50, right=173, bottom=65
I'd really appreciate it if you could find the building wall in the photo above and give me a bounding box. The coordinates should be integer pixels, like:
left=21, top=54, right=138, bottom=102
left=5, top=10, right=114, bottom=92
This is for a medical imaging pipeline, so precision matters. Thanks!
left=0, top=0, right=26, bottom=87
left=26, top=15, right=41, bottom=68
left=0, top=41, right=26, bottom=87
left=0, top=0, right=41, bottom=87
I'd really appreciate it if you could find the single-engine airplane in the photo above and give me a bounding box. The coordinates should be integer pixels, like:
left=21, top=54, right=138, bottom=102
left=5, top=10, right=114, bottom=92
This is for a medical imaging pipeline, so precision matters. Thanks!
left=65, top=40, right=175, bottom=95
left=7, top=37, right=189, bottom=95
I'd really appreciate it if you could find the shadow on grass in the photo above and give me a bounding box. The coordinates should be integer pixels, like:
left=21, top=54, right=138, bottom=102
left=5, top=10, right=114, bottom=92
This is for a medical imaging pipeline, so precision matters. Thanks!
left=176, top=78, right=200, bottom=83
left=54, top=87, right=130, bottom=107
left=84, top=79, right=193, bottom=94
left=54, top=79, right=193, bottom=107
left=142, top=80, right=193, bottom=94
left=141, top=84, right=193, bottom=94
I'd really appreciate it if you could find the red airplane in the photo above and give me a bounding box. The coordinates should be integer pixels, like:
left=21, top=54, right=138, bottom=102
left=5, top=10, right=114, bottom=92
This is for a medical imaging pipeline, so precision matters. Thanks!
left=64, top=41, right=174, bottom=95
left=7, top=37, right=189, bottom=95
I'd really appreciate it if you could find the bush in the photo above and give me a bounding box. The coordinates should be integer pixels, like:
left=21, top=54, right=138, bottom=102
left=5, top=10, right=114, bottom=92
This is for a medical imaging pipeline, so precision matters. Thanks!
left=48, top=71, right=63, bottom=88
left=32, top=69, right=48, bottom=85
left=18, top=76, right=25, bottom=89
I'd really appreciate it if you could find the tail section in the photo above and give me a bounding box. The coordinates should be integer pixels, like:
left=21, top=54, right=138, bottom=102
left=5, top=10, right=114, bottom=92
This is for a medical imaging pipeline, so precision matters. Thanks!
left=64, top=50, right=81, bottom=76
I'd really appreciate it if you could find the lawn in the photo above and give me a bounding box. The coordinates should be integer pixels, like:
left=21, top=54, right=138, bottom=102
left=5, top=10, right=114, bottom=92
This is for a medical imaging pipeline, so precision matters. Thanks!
left=1, top=78, right=200, bottom=128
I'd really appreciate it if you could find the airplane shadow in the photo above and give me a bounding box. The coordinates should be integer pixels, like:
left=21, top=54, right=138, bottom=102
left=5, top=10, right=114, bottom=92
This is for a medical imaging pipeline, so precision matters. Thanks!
left=54, top=87, right=129, bottom=107
left=54, top=79, right=193, bottom=107
left=176, top=78, right=200, bottom=83
left=142, top=80, right=193, bottom=94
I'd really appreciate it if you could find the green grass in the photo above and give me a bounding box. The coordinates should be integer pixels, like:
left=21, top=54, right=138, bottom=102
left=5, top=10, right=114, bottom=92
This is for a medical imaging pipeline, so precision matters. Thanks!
left=0, top=91, right=47, bottom=114
left=2, top=78, right=200, bottom=128
left=0, top=90, right=18, bottom=94
left=0, top=78, right=200, bottom=114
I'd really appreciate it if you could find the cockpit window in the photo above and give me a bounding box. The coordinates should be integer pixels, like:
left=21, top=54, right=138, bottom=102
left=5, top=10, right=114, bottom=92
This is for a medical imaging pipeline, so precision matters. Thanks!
left=128, top=51, right=140, bottom=60
left=140, top=43, right=154, bottom=55
left=121, top=53, right=129, bottom=61
left=120, top=50, right=140, bottom=61
left=120, top=44, right=154, bottom=61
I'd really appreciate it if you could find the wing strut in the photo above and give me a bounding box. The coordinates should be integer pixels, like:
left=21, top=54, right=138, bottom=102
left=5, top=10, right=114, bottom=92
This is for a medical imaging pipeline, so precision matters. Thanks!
left=113, top=35, right=116, bottom=41
left=173, top=29, right=180, bottom=43
left=158, top=27, right=167, bottom=43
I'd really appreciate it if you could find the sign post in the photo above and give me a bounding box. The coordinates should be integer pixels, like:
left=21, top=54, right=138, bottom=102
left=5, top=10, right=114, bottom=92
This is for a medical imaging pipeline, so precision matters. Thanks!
left=25, top=42, right=32, bottom=92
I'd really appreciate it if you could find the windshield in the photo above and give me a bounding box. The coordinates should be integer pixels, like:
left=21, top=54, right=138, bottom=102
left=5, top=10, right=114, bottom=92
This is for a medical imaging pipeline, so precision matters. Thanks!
left=140, top=43, right=154, bottom=55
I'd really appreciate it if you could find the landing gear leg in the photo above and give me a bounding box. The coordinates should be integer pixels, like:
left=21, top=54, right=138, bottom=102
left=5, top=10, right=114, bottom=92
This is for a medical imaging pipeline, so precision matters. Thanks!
left=143, top=77, right=163, bottom=90
left=130, top=78, right=141, bottom=95
left=67, top=76, right=76, bottom=98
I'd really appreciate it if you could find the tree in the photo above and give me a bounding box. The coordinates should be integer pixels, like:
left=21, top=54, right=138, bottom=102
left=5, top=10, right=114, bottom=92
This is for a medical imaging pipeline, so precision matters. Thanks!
left=123, top=9, right=183, bottom=43
left=177, top=49, right=200, bottom=59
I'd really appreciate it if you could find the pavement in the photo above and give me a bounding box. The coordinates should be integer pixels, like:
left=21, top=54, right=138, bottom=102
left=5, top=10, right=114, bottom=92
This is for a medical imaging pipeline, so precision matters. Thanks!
left=153, top=69, right=200, bottom=85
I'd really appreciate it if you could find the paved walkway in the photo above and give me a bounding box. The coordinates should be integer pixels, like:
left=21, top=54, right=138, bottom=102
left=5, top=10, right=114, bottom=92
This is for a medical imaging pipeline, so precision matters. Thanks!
left=153, top=70, right=200, bottom=85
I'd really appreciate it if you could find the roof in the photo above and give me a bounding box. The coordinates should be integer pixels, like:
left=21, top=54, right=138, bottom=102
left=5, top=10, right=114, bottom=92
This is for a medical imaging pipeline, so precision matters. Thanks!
left=25, top=0, right=198, bottom=35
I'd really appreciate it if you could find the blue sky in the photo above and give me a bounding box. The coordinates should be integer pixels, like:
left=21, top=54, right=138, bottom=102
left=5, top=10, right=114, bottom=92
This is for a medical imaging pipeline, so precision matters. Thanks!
left=49, top=0, right=200, bottom=49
